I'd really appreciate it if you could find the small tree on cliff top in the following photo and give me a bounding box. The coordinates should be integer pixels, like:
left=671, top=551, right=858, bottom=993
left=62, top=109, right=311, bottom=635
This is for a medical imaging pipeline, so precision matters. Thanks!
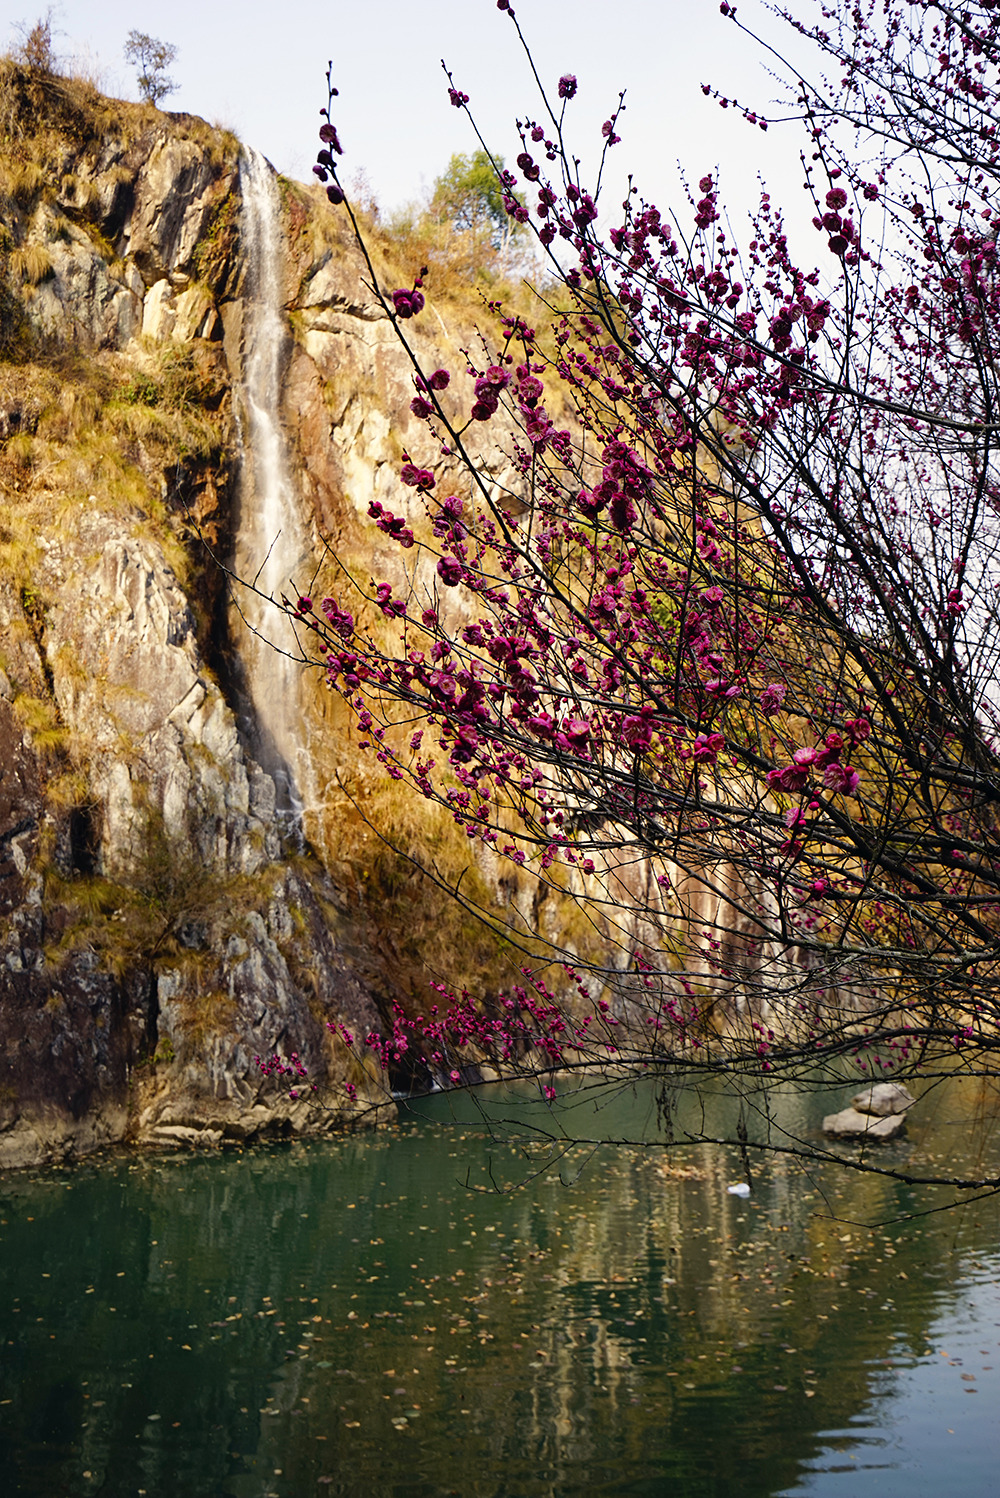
left=12, top=10, right=56, bottom=71
left=124, top=30, right=177, bottom=108
left=295, top=1, right=1000, bottom=1193
left=432, top=150, right=511, bottom=246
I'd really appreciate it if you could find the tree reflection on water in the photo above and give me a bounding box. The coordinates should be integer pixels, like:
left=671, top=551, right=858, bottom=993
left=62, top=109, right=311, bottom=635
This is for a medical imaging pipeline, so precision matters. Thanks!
left=0, top=1071, right=997, bottom=1496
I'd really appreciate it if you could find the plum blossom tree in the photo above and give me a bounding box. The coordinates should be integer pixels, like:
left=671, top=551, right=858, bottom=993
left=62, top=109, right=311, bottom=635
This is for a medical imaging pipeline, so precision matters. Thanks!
left=296, top=1, right=1000, bottom=1192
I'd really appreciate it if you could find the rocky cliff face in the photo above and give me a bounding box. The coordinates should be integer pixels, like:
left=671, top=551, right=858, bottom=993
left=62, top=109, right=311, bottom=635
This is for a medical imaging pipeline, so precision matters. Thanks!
left=0, top=65, right=406, bottom=1166
left=0, top=63, right=672, bottom=1168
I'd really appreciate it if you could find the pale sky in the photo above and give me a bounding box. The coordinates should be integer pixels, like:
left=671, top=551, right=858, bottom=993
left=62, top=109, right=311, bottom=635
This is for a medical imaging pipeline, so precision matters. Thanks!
left=12, top=1, right=818, bottom=238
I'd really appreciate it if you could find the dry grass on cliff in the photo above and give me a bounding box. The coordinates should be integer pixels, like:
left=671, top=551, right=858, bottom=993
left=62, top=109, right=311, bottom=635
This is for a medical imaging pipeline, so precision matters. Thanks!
left=290, top=174, right=558, bottom=355
left=39, top=821, right=285, bottom=993
left=301, top=678, right=514, bottom=1008
left=0, top=346, right=226, bottom=555
left=0, top=56, right=158, bottom=162
left=105, top=346, right=226, bottom=469
left=311, top=761, right=513, bottom=1005
left=349, top=200, right=583, bottom=433
left=301, top=638, right=615, bottom=1022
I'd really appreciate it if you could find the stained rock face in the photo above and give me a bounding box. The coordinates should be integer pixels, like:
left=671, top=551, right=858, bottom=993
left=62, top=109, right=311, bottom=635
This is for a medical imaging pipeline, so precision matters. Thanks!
left=11, top=101, right=236, bottom=356
left=0, top=851, right=388, bottom=1169
left=26, top=220, right=144, bottom=348
left=0, top=698, right=42, bottom=918
left=0, top=910, right=143, bottom=1169
left=130, top=867, right=385, bottom=1151
left=123, top=132, right=223, bottom=282
left=43, top=516, right=278, bottom=879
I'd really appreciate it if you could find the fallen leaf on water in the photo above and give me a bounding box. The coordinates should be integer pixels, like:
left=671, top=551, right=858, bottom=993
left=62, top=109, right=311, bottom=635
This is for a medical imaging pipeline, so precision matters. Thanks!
left=660, top=1163, right=705, bottom=1182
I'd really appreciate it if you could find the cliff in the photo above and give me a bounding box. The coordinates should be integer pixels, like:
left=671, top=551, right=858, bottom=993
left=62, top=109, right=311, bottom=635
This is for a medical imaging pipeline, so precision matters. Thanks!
left=0, top=62, right=520, bottom=1166
left=5, top=57, right=735, bottom=1168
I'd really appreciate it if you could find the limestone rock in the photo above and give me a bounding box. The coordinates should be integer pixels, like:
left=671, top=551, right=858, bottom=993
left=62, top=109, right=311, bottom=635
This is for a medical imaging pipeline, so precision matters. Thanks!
left=141, top=277, right=216, bottom=342
left=0, top=860, right=389, bottom=1166
left=130, top=867, right=389, bottom=1150
left=297, top=251, right=385, bottom=323
left=150, top=1124, right=223, bottom=1148
left=0, top=698, right=42, bottom=916
left=823, top=1107, right=907, bottom=1142
left=124, top=132, right=228, bottom=283
left=6, top=110, right=235, bottom=355
left=21, top=212, right=143, bottom=349
left=0, top=941, right=142, bottom=1170
left=0, top=1109, right=130, bottom=1170
left=851, top=1082, right=916, bottom=1116
left=44, top=517, right=278, bottom=878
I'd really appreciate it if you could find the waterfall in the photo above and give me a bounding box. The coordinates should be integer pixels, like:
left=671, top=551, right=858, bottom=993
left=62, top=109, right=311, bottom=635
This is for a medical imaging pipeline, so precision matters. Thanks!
left=233, top=147, right=313, bottom=837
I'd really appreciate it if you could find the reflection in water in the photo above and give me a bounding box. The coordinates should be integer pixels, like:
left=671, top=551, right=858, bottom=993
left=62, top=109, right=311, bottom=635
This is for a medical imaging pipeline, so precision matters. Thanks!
left=0, top=1074, right=997, bottom=1496
left=780, top=1263, right=1000, bottom=1496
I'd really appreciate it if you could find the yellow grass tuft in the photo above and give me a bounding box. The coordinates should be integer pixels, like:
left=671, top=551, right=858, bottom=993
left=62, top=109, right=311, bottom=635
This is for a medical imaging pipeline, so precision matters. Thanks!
left=13, top=691, right=69, bottom=752
left=10, top=242, right=54, bottom=284
left=5, top=160, right=47, bottom=203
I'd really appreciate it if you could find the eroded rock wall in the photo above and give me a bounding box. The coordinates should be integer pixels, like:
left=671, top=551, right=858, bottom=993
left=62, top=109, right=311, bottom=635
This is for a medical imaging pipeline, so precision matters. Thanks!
left=0, top=65, right=658, bottom=1168
left=0, top=68, right=391, bottom=1165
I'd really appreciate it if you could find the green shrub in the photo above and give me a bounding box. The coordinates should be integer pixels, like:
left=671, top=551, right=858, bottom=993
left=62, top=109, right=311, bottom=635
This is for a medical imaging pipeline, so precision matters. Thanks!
left=114, top=373, right=160, bottom=407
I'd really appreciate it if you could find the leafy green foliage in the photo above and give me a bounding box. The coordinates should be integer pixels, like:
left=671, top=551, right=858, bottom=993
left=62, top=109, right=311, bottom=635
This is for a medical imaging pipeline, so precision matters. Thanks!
left=430, top=150, right=511, bottom=247
left=378, top=149, right=536, bottom=292
left=113, top=373, right=160, bottom=407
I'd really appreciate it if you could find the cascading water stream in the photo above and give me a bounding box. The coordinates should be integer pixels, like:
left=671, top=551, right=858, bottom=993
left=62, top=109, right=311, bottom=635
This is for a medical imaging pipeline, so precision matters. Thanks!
left=233, top=147, right=314, bottom=837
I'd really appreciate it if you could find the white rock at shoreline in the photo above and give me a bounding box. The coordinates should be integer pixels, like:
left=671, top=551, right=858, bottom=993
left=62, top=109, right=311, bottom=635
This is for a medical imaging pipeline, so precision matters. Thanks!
left=823, top=1107, right=908, bottom=1141
left=851, top=1082, right=916, bottom=1116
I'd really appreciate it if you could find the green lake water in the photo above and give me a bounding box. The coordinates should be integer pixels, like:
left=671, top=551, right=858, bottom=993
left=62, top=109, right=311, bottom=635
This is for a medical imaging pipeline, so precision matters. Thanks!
left=1, top=1073, right=999, bottom=1496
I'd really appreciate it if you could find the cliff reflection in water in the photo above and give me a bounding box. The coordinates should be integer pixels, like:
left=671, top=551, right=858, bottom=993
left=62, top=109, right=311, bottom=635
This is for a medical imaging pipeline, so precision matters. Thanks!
left=0, top=1072, right=998, bottom=1497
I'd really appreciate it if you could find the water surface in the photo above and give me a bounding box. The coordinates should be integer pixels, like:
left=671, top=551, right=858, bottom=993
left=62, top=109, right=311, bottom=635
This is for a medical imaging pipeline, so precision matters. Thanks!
left=1, top=1073, right=998, bottom=1496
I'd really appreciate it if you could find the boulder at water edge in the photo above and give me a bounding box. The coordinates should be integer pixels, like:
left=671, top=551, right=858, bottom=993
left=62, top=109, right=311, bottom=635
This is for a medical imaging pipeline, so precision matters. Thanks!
left=822, top=1107, right=908, bottom=1141
left=851, top=1082, right=916, bottom=1116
